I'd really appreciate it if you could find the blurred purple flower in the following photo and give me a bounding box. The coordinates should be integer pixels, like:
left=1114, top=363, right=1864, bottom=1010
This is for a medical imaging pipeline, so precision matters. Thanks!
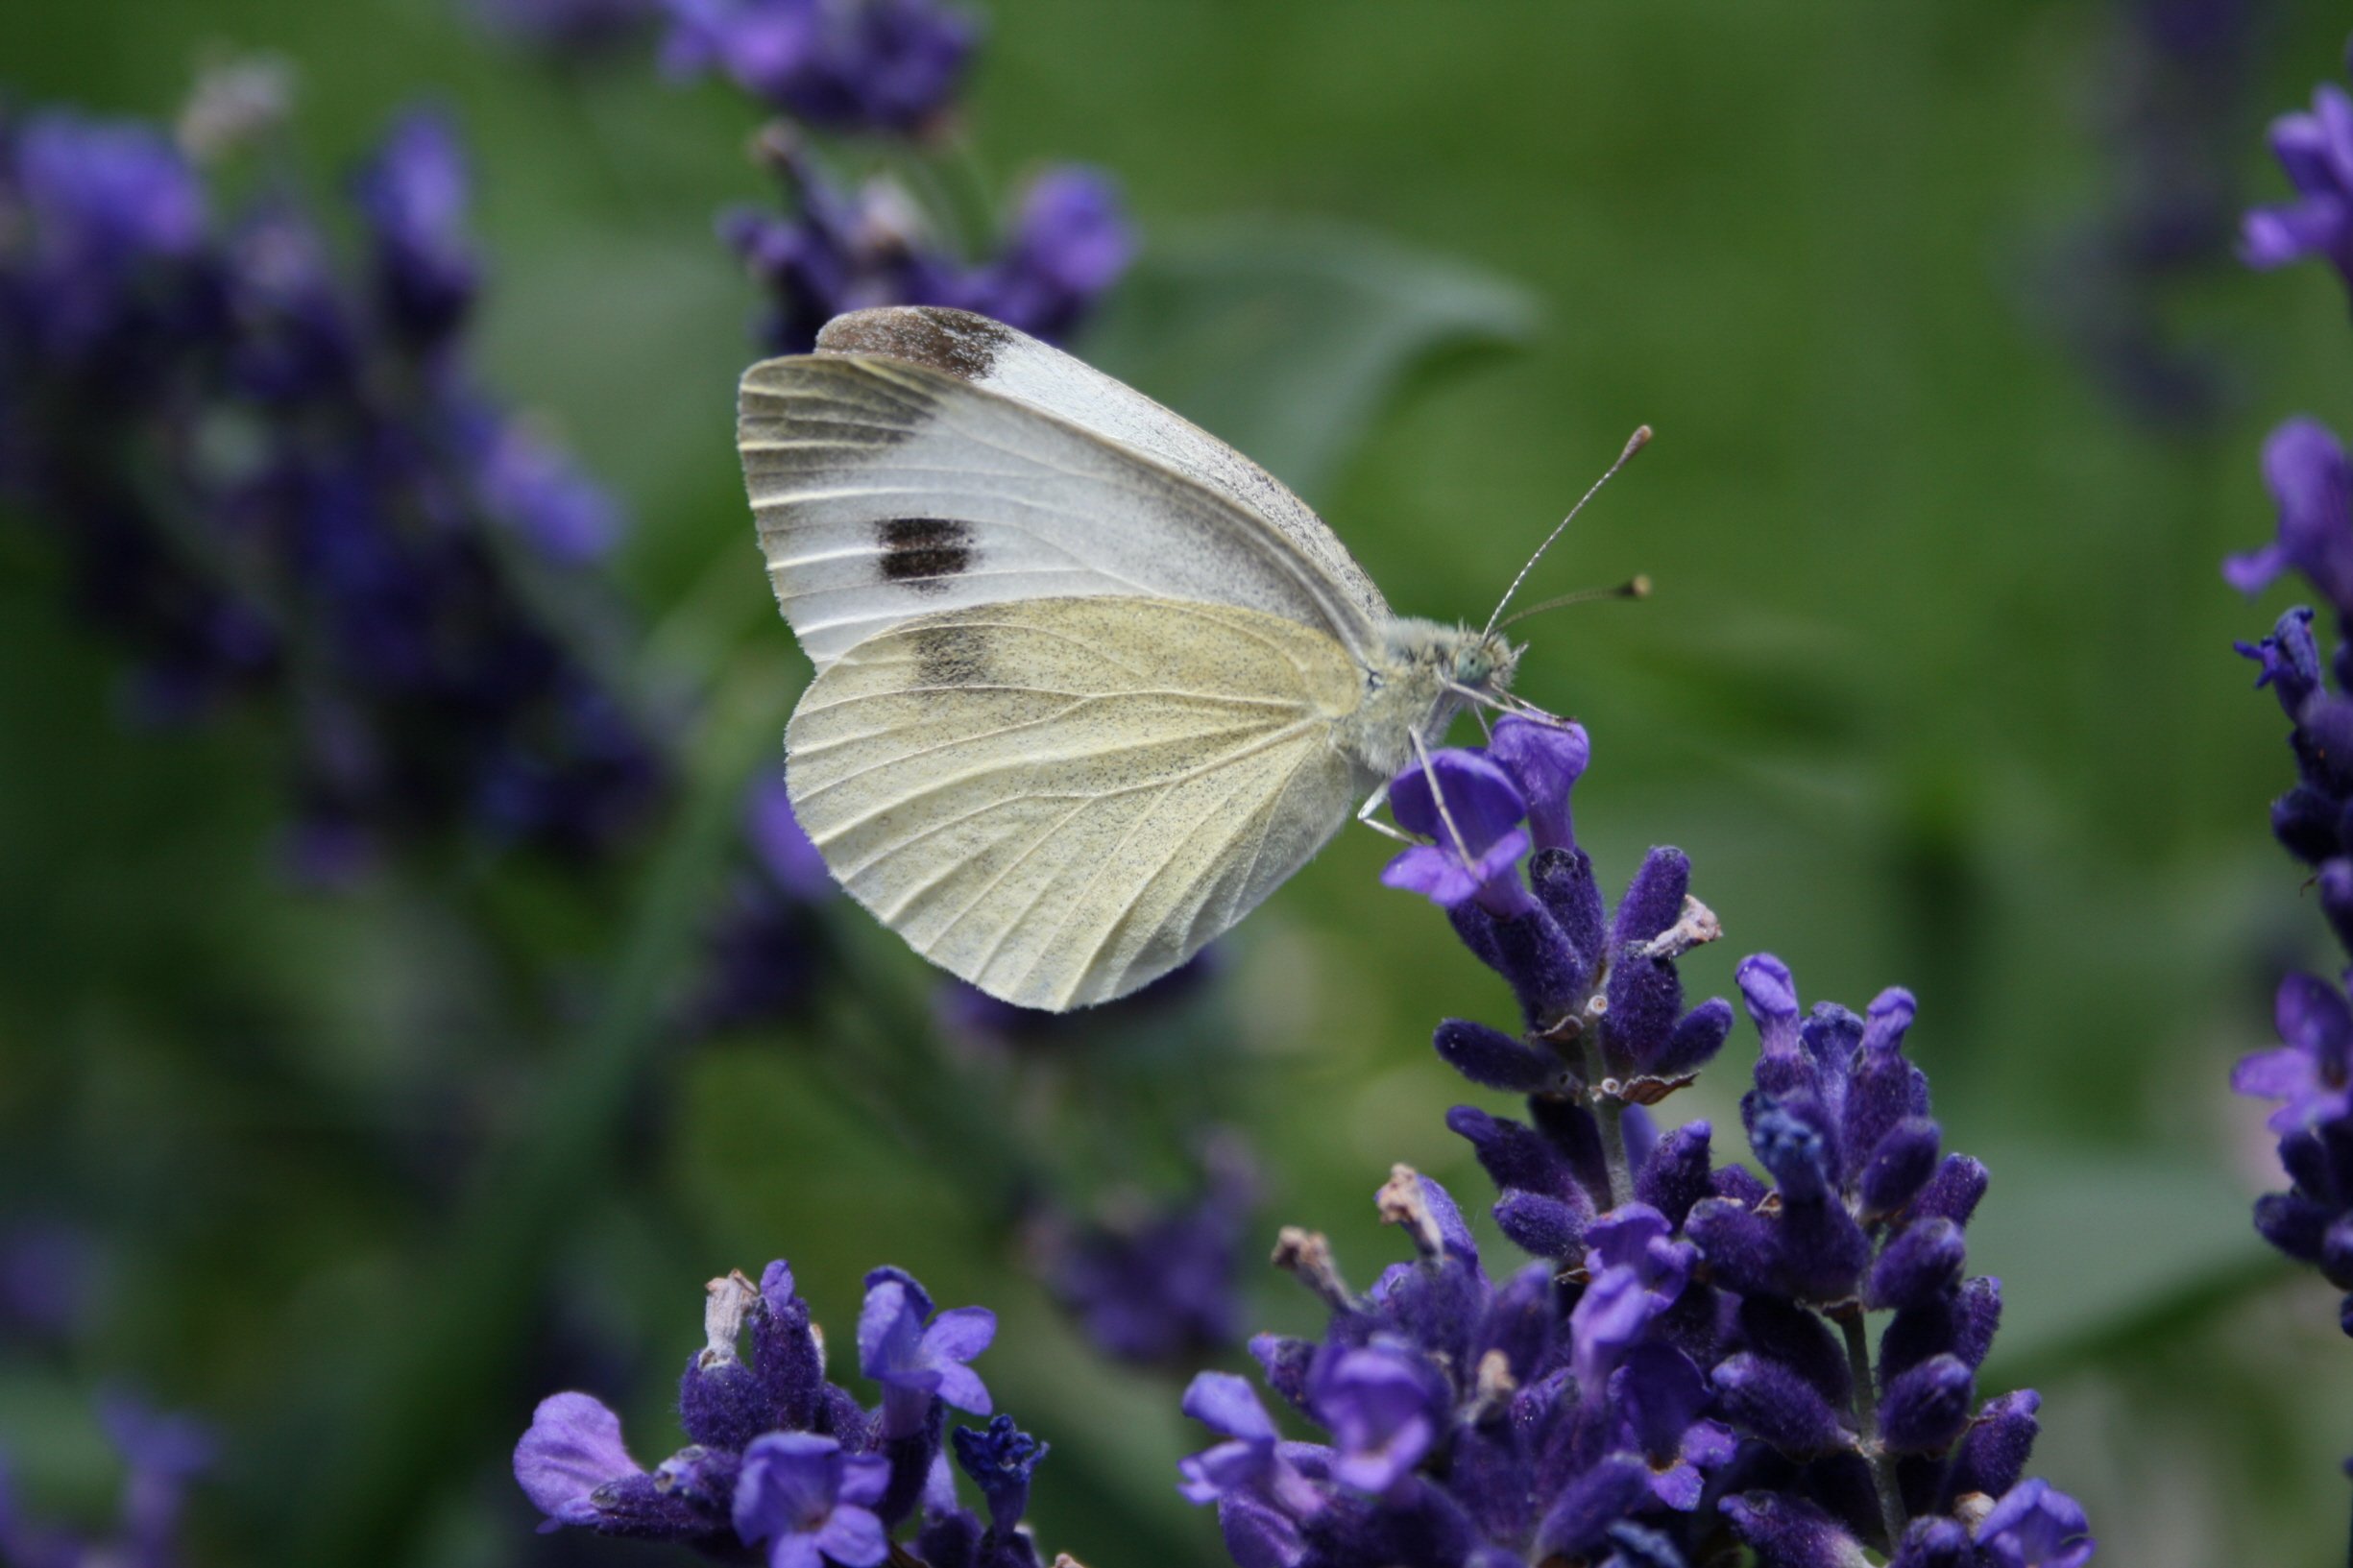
left=952, top=168, right=1136, bottom=345
left=722, top=142, right=1131, bottom=354
left=0, top=1391, right=214, bottom=1568
left=689, top=780, right=835, bottom=1033
left=2234, top=970, right=2353, bottom=1133
left=0, top=1220, right=97, bottom=1345
left=469, top=0, right=663, bottom=56
left=2243, top=80, right=2353, bottom=290
left=350, top=108, right=476, bottom=350
left=1042, top=1140, right=1253, bottom=1365
left=0, top=96, right=666, bottom=877
left=661, top=0, right=977, bottom=133
left=2018, top=0, right=2265, bottom=431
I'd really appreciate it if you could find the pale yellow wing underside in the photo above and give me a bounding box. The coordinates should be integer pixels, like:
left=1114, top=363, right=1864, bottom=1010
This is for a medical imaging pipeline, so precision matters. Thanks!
left=786, top=596, right=1371, bottom=1010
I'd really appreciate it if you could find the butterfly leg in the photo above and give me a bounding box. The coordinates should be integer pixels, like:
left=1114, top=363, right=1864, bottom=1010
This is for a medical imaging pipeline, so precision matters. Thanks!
left=1408, top=729, right=1480, bottom=869
left=1354, top=781, right=1418, bottom=845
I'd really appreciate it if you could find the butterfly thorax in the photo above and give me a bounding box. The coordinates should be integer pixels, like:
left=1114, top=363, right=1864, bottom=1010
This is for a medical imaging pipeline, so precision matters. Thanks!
left=1338, top=617, right=1521, bottom=782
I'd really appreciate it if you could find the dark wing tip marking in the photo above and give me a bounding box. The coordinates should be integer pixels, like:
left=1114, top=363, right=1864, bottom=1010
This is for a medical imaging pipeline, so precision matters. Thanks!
left=816, top=306, right=1016, bottom=384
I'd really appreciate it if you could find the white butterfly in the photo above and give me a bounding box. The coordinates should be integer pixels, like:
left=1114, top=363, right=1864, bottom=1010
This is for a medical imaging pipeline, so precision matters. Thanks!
left=738, top=306, right=1634, bottom=1011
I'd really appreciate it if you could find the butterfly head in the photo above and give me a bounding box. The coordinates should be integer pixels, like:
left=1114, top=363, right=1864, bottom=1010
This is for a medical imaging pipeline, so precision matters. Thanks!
left=1448, top=629, right=1520, bottom=696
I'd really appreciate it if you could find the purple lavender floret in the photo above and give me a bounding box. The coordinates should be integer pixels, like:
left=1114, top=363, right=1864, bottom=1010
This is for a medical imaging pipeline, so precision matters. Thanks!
left=734, top=1432, right=892, bottom=1568
left=0, top=98, right=666, bottom=875
left=720, top=135, right=1131, bottom=354
left=2242, top=77, right=2353, bottom=293
left=661, top=0, right=978, bottom=134
left=517, top=1257, right=1054, bottom=1563
left=2224, top=417, right=2353, bottom=617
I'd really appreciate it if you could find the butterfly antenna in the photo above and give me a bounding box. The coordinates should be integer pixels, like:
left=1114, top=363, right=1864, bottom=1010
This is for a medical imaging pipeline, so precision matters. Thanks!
left=1496, top=574, right=1652, bottom=632
left=1482, top=425, right=1653, bottom=639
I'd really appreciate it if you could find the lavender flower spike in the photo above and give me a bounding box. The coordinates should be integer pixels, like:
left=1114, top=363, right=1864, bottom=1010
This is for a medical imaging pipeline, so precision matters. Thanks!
left=517, top=1253, right=1053, bottom=1558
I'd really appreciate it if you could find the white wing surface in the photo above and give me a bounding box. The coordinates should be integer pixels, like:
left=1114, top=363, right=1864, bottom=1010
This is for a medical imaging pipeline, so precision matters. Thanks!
left=740, top=353, right=1384, bottom=668
left=785, top=596, right=1369, bottom=1009
left=813, top=306, right=1392, bottom=633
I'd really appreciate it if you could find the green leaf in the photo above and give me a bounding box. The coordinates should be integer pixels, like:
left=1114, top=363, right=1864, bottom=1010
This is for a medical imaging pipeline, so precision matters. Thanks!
left=1967, top=1146, right=2288, bottom=1384
left=1079, top=218, right=1540, bottom=504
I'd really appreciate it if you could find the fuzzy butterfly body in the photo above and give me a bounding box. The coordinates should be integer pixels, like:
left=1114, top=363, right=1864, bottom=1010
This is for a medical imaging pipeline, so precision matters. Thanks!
left=740, top=306, right=1519, bottom=1010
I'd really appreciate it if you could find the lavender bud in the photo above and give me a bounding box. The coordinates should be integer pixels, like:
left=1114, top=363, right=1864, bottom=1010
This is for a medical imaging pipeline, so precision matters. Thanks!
left=1720, top=1491, right=1874, bottom=1568
left=1947, top=1388, right=2041, bottom=1500
left=1857, top=1119, right=1943, bottom=1218
left=1494, top=1190, right=1589, bottom=1260
left=1713, top=1353, right=1854, bottom=1458
left=1889, top=1516, right=1973, bottom=1568
left=1633, top=1120, right=1715, bottom=1229
left=1528, top=846, right=1606, bottom=962
left=1434, top=1019, right=1569, bottom=1094
left=1866, top=1218, right=1967, bottom=1311
left=1911, top=1154, right=1990, bottom=1227
left=1649, top=997, right=1735, bottom=1078
left=1447, top=1105, right=1577, bottom=1198
left=1878, top=1354, right=1975, bottom=1454
left=1531, top=1453, right=1652, bottom=1559
left=1734, top=1294, right=1853, bottom=1406
left=1686, top=1196, right=1782, bottom=1296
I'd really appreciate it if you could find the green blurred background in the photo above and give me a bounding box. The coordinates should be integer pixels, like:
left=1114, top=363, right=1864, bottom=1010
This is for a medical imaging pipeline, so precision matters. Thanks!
left=3, top=0, right=2350, bottom=1563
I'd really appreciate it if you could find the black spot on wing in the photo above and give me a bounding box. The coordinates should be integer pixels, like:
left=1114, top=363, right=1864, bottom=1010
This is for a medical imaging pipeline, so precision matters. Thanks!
left=876, top=517, right=975, bottom=595
left=912, top=623, right=992, bottom=687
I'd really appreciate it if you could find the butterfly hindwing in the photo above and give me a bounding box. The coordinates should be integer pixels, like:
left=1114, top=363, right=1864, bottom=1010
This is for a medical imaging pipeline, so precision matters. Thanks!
left=785, top=595, right=1371, bottom=1010
left=740, top=352, right=1383, bottom=669
left=813, top=305, right=1393, bottom=633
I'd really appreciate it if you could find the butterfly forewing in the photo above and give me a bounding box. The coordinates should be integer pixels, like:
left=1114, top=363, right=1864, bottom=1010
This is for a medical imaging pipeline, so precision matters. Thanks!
left=785, top=596, right=1369, bottom=1009
left=740, top=353, right=1382, bottom=668
left=812, top=305, right=1393, bottom=633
